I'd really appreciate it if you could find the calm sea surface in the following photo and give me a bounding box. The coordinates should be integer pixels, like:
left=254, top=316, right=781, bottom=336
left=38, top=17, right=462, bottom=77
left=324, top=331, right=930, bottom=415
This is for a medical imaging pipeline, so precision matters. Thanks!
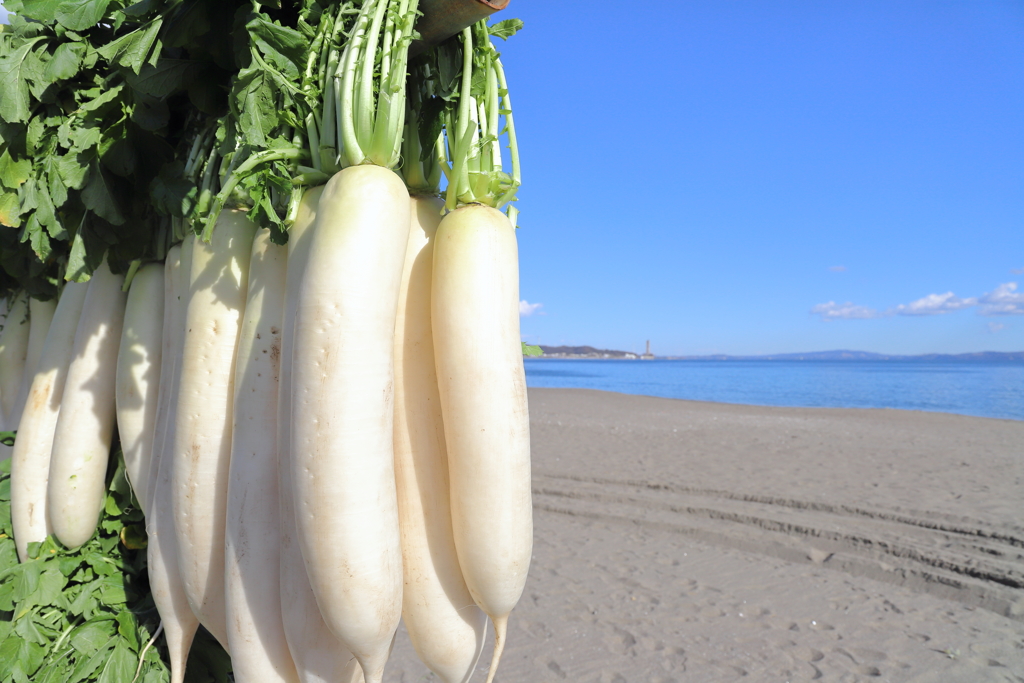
left=524, top=359, right=1024, bottom=421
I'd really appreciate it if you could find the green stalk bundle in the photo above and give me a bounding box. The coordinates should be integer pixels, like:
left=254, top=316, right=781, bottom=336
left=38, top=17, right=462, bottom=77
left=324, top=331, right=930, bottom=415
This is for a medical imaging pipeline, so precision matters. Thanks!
left=441, top=20, right=521, bottom=222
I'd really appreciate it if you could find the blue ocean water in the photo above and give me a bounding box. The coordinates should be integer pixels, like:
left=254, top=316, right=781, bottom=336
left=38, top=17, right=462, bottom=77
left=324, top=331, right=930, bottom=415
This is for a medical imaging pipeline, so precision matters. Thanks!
left=524, top=359, right=1024, bottom=421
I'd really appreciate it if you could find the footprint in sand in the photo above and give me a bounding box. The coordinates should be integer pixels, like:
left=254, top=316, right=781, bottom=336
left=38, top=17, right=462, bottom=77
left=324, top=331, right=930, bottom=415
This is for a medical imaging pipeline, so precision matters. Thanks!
left=856, top=664, right=883, bottom=676
left=545, top=659, right=567, bottom=679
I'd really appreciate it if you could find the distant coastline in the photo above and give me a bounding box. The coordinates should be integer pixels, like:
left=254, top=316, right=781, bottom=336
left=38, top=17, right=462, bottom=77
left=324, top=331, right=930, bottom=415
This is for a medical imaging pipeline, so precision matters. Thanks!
left=536, top=345, right=640, bottom=359
left=531, top=346, right=1024, bottom=362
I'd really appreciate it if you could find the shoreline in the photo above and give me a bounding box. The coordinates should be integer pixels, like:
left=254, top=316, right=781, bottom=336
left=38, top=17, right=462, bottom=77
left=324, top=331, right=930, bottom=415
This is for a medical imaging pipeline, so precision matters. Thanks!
left=526, top=385, right=1024, bottom=424
left=385, top=387, right=1024, bottom=682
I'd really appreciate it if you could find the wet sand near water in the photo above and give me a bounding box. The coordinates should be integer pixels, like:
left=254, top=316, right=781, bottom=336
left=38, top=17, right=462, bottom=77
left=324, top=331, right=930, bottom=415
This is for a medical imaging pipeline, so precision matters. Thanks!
left=384, top=388, right=1024, bottom=682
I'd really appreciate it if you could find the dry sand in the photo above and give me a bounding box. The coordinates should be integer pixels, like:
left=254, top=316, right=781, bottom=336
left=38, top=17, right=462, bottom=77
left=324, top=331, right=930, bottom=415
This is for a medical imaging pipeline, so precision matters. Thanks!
left=384, top=388, right=1024, bottom=682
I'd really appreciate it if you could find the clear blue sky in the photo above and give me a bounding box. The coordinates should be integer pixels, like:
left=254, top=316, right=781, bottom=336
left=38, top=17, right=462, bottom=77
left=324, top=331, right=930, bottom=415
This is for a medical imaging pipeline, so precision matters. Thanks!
left=3, top=2, right=1021, bottom=355
left=499, top=1, right=1023, bottom=356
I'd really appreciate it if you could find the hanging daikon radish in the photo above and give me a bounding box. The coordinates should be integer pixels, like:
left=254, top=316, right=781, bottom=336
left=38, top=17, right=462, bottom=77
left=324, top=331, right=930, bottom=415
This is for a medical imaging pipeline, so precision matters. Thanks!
left=48, top=262, right=128, bottom=549
left=146, top=243, right=184, bottom=512
left=394, top=98, right=486, bottom=682
left=432, top=27, right=530, bottom=683
left=115, top=263, right=164, bottom=515
left=11, top=297, right=56, bottom=427
left=9, top=282, right=88, bottom=561
left=290, top=3, right=418, bottom=681
left=172, top=214, right=256, bottom=650
left=278, top=187, right=363, bottom=683
left=291, top=166, right=409, bottom=683
left=147, top=241, right=201, bottom=683
left=225, top=228, right=298, bottom=683
left=6, top=292, right=57, bottom=553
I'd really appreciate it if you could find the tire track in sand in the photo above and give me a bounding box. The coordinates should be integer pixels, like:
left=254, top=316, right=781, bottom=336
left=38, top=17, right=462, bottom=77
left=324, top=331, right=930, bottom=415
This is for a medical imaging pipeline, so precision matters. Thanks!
left=533, top=471, right=1024, bottom=620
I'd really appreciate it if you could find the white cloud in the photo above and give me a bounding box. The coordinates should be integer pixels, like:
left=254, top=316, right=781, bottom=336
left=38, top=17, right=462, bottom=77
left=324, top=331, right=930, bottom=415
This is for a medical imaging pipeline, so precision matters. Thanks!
left=893, top=292, right=977, bottom=316
left=813, top=280, right=1024, bottom=321
left=978, top=282, right=1024, bottom=316
left=1011, top=267, right=1024, bottom=275
left=810, top=301, right=883, bottom=320
left=519, top=300, right=543, bottom=317
left=988, top=322, right=1006, bottom=334
left=829, top=265, right=847, bottom=272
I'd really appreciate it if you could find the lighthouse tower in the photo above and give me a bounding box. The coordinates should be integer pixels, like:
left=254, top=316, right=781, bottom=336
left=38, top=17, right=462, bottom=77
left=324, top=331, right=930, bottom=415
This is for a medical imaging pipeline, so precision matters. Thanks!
left=641, top=340, right=654, bottom=360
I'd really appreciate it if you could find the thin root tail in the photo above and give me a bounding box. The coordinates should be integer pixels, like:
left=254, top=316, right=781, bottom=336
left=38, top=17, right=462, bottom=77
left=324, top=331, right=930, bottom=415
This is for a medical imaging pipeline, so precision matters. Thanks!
left=484, top=614, right=509, bottom=683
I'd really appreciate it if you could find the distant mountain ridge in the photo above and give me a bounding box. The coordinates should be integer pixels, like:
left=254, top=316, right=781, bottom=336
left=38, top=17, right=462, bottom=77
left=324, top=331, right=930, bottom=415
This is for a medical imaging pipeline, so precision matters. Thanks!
left=534, top=347, right=1024, bottom=361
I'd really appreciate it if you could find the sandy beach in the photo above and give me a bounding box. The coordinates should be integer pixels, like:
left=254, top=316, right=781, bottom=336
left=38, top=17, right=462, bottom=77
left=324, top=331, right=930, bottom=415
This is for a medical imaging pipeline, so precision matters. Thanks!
left=384, top=388, right=1024, bottom=682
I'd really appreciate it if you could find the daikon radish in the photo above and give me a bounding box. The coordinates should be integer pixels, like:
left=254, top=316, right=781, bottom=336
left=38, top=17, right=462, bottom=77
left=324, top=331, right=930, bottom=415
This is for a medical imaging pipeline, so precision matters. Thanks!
left=11, top=297, right=56, bottom=426
left=172, top=213, right=256, bottom=650
left=290, top=1, right=418, bottom=678
left=278, top=187, right=363, bottom=683
left=432, top=205, right=533, bottom=683
left=5, top=293, right=56, bottom=512
left=146, top=246, right=183, bottom=513
left=0, top=291, right=30, bottom=430
left=48, top=262, right=128, bottom=549
left=9, top=282, right=88, bottom=561
left=115, top=263, right=164, bottom=515
left=225, top=228, right=298, bottom=683
left=394, top=195, right=486, bottom=682
left=291, top=165, right=409, bottom=683
left=147, top=241, right=201, bottom=683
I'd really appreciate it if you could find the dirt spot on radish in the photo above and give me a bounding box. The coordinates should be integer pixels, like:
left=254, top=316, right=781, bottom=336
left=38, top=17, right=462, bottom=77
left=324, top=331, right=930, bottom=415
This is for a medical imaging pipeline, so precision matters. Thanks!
left=187, top=438, right=202, bottom=476
left=269, top=338, right=281, bottom=383
left=30, top=379, right=55, bottom=412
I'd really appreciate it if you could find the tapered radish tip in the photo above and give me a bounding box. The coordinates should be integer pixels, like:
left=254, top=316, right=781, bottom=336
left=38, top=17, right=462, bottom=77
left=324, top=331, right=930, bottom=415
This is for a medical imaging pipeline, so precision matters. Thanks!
left=484, top=614, right=509, bottom=683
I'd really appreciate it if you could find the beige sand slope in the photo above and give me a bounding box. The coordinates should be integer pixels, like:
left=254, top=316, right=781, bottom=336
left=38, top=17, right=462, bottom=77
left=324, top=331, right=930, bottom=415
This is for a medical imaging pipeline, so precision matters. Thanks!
left=385, top=388, right=1024, bottom=682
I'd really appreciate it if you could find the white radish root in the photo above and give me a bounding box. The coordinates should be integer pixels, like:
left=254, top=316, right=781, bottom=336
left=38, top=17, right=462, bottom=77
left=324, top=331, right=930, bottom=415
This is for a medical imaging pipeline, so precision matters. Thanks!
left=394, top=195, right=486, bottom=682
left=116, top=263, right=164, bottom=515
left=9, top=282, right=88, bottom=561
left=172, top=214, right=257, bottom=650
left=225, top=228, right=299, bottom=683
left=432, top=204, right=533, bottom=683
left=147, top=241, right=201, bottom=683
left=278, top=186, right=364, bottom=683
left=291, top=166, right=409, bottom=683
left=48, top=262, right=127, bottom=549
